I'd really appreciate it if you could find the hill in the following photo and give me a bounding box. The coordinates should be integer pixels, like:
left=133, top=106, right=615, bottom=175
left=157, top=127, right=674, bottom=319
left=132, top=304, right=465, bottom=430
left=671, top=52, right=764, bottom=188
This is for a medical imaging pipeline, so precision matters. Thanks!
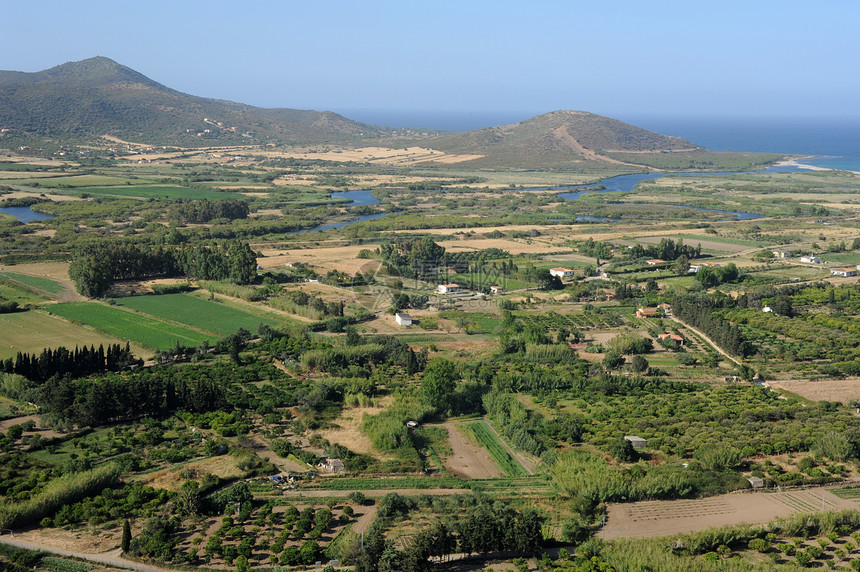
left=0, top=57, right=391, bottom=148
left=425, top=110, right=701, bottom=169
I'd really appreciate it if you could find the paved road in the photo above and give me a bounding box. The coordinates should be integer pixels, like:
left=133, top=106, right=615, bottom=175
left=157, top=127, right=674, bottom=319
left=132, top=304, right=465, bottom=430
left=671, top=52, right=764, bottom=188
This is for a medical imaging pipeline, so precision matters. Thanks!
left=0, top=537, right=173, bottom=572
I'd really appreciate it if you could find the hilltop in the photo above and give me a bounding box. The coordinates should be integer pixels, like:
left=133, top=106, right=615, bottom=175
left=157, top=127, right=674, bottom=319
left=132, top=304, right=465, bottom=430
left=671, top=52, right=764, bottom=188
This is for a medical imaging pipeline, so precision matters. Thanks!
left=0, top=57, right=394, bottom=147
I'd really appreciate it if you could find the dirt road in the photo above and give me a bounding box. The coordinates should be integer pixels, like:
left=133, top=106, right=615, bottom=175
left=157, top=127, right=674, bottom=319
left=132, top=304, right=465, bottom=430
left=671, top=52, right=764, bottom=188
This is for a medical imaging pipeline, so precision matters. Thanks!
left=0, top=537, right=171, bottom=572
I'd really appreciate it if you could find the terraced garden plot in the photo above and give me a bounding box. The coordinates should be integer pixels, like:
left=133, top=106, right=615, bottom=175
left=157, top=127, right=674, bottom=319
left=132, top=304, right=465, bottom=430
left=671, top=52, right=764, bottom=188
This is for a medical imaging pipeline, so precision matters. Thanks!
left=463, top=421, right=528, bottom=477
left=48, top=302, right=211, bottom=349
left=114, top=293, right=282, bottom=335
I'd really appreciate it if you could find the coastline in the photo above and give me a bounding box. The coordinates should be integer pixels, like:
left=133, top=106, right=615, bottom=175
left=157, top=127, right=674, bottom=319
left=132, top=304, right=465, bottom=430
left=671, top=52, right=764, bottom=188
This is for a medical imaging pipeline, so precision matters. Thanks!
left=773, top=156, right=860, bottom=175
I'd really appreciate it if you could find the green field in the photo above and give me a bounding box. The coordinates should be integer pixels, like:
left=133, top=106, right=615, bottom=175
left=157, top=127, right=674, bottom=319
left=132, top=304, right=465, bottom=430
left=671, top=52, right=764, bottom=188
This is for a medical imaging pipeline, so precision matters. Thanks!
left=48, top=302, right=212, bottom=349
left=114, top=293, right=282, bottom=335
left=0, top=279, right=50, bottom=306
left=58, top=185, right=244, bottom=200
left=0, top=310, right=136, bottom=359
left=0, top=272, right=66, bottom=295
left=464, top=421, right=527, bottom=477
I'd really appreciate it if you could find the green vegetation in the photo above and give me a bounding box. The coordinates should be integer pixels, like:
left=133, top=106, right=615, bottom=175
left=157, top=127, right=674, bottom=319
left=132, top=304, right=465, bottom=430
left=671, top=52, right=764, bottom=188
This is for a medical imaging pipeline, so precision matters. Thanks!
left=48, top=302, right=211, bottom=349
left=463, top=420, right=527, bottom=477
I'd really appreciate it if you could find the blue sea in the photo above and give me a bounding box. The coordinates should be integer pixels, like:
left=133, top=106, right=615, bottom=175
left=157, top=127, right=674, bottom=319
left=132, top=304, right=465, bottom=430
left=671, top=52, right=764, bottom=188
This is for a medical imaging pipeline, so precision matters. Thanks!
left=337, top=109, right=860, bottom=172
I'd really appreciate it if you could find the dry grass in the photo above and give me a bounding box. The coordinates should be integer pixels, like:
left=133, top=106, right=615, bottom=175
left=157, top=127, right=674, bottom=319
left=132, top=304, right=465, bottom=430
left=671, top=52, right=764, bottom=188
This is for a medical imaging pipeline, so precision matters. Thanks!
left=770, top=378, right=860, bottom=403
left=136, top=455, right=245, bottom=492
left=318, top=403, right=395, bottom=459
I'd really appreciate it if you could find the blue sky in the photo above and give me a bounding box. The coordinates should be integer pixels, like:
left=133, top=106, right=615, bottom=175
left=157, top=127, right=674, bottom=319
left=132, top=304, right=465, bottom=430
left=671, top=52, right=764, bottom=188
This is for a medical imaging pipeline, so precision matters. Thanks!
left=3, top=1, right=859, bottom=123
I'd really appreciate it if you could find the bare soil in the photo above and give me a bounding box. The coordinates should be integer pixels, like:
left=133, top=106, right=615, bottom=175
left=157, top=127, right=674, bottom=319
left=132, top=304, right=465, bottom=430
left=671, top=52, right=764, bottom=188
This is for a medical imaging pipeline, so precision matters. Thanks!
left=603, top=486, right=860, bottom=539
left=439, top=422, right=503, bottom=479
left=0, top=414, right=65, bottom=439
left=770, top=378, right=860, bottom=403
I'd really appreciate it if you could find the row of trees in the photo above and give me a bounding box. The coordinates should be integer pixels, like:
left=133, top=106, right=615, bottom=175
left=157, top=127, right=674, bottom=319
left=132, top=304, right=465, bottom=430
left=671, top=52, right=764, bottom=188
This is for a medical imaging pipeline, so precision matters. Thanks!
left=0, top=343, right=139, bottom=382
left=167, top=198, right=249, bottom=224
left=673, top=294, right=752, bottom=357
left=69, top=239, right=257, bottom=297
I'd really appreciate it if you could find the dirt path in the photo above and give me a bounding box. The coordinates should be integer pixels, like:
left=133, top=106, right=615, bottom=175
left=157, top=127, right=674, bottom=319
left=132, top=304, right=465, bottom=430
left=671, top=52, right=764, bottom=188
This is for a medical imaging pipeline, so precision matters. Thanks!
left=602, top=486, right=858, bottom=540
left=351, top=505, right=379, bottom=535
left=438, top=422, right=503, bottom=479
left=668, top=315, right=741, bottom=367
left=0, top=537, right=172, bottom=572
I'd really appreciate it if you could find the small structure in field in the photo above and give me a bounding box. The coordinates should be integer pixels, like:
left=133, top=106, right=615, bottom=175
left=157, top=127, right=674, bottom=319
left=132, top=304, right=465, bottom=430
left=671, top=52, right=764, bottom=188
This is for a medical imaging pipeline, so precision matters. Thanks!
left=747, top=476, right=764, bottom=489
left=490, top=285, right=503, bottom=294
left=395, top=312, right=412, bottom=326
left=624, top=436, right=647, bottom=450
left=436, top=283, right=460, bottom=294
left=801, top=255, right=821, bottom=264
left=772, top=249, right=794, bottom=258
left=688, top=265, right=702, bottom=273
left=762, top=306, right=773, bottom=313
left=645, top=259, right=665, bottom=266
left=658, top=333, right=684, bottom=345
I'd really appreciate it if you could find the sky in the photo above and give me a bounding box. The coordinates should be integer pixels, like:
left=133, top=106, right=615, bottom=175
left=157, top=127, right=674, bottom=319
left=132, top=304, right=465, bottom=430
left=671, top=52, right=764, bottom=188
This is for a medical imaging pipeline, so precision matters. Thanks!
left=3, top=0, right=859, bottom=125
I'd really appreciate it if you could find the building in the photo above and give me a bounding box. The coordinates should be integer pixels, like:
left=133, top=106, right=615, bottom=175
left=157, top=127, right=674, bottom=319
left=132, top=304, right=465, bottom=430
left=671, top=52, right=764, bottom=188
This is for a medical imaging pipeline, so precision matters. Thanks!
left=319, top=458, right=345, bottom=473
left=395, top=312, right=412, bottom=326
left=658, top=333, right=685, bottom=345
left=657, top=303, right=672, bottom=314
left=688, top=265, right=702, bottom=274
left=645, top=259, right=665, bottom=266
left=624, top=436, right=647, bottom=450
left=762, top=306, right=773, bottom=313
left=703, top=262, right=721, bottom=268
left=747, top=477, right=764, bottom=489
left=831, top=268, right=858, bottom=277
left=436, top=283, right=460, bottom=294
left=801, top=255, right=822, bottom=264
left=549, top=268, right=575, bottom=278
left=772, top=249, right=794, bottom=258
left=635, top=307, right=659, bottom=319
left=490, top=285, right=503, bottom=294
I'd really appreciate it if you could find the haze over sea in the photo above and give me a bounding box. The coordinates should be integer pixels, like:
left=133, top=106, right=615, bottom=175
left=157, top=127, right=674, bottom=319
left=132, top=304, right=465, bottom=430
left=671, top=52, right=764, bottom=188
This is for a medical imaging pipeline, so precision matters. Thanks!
left=339, top=110, right=860, bottom=172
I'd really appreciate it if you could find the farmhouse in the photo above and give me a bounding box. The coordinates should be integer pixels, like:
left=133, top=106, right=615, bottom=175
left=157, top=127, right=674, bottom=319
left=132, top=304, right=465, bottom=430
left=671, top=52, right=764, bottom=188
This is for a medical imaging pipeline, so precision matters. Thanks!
left=624, top=436, right=647, bottom=450
left=490, top=285, right=503, bottom=294
left=319, top=458, right=345, bottom=473
left=831, top=268, right=858, bottom=277
left=800, top=255, right=822, bottom=264
left=395, top=312, right=412, bottom=326
left=657, top=303, right=672, bottom=314
left=688, top=265, right=702, bottom=273
left=645, top=259, right=665, bottom=266
left=635, top=307, right=659, bottom=319
left=549, top=267, right=575, bottom=278
left=658, top=333, right=684, bottom=345
left=772, top=249, right=794, bottom=258
left=436, top=283, right=460, bottom=294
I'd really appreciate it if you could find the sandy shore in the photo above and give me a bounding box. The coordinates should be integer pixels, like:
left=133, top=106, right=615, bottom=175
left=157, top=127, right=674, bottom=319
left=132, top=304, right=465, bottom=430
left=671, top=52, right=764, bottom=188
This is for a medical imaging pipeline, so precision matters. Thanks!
left=774, top=157, right=860, bottom=175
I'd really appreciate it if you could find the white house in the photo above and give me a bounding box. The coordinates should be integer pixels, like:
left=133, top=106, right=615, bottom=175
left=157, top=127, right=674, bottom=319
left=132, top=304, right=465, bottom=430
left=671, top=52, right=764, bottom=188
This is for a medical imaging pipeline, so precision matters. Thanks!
left=801, top=255, right=822, bottom=264
left=688, top=265, right=702, bottom=274
left=549, top=268, right=575, bottom=279
left=395, top=312, right=412, bottom=326
left=831, top=268, right=858, bottom=277
left=436, top=283, right=460, bottom=294
left=762, top=306, right=773, bottom=313
left=490, top=285, right=503, bottom=294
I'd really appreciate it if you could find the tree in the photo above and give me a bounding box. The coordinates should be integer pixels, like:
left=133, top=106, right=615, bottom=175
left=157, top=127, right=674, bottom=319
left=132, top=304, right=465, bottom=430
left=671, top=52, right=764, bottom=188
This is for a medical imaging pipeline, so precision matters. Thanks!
left=420, top=359, right=458, bottom=412
left=122, top=519, right=132, bottom=553
left=610, top=436, right=638, bottom=462
left=674, top=254, right=690, bottom=276
left=602, top=351, right=625, bottom=370
left=630, top=355, right=649, bottom=373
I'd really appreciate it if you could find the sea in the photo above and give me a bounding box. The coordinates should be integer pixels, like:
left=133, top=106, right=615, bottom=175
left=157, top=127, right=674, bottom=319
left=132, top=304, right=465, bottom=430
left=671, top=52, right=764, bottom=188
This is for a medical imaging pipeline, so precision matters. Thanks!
left=336, top=110, right=860, bottom=172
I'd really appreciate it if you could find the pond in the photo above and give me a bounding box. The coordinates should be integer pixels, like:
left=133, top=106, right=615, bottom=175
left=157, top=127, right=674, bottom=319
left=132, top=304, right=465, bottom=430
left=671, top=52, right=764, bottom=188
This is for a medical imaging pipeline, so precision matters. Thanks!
left=292, top=190, right=383, bottom=233
left=0, top=206, right=55, bottom=223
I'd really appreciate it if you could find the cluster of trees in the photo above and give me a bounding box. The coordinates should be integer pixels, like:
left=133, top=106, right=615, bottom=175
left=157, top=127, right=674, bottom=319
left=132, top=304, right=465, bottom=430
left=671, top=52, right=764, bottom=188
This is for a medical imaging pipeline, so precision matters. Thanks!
left=69, top=239, right=257, bottom=297
left=1, top=343, right=139, bottom=382
left=378, top=238, right=446, bottom=279
left=166, top=198, right=249, bottom=224
left=695, top=262, right=741, bottom=287
left=673, top=294, right=752, bottom=357
left=355, top=495, right=544, bottom=572
left=629, top=238, right=702, bottom=261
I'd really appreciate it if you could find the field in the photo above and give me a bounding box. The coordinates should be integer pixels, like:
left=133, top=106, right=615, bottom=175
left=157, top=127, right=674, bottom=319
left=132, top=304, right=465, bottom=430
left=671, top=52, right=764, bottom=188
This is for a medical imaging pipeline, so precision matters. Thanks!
left=769, top=379, right=860, bottom=403
left=0, top=310, right=144, bottom=359
left=440, top=422, right=503, bottom=479
left=47, top=302, right=212, bottom=349
left=57, top=185, right=244, bottom=200
left=113, top=292, right=284, bottom=336
left=0, top=271, right=66, bottom=296
left=462, top=420, right=528, bottom=477
left=603, top=486, right=859, bottom=540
